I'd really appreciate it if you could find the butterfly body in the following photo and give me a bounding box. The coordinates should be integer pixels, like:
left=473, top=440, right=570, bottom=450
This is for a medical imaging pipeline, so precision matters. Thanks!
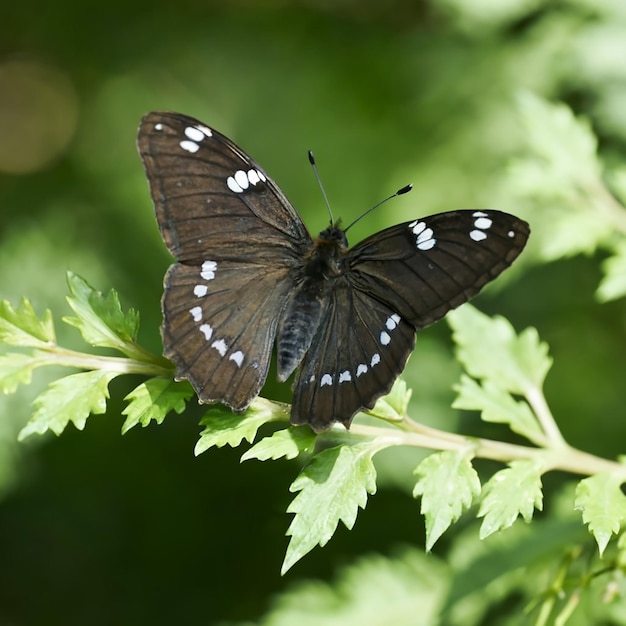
left=138, top=112, right=529, bottom=433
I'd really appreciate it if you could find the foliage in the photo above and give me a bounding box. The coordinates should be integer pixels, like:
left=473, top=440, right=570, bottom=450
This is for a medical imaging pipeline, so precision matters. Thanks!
left=4, top=107, right=626, bottom=619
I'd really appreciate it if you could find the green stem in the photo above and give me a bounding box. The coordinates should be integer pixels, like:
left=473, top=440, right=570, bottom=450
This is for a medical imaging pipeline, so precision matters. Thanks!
left=347, top=421, right=625, bottom=478
left=34, top=346, right=174, bottom=377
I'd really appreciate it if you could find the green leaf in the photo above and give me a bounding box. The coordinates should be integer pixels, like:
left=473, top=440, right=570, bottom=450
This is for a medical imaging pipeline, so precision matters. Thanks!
left=448, top=305, right=552, bottom=394
left=194, top=397, right=288, bottom=454
left=575, top=473, right=626, bottom=555
left=0, top=352, right=45, bottom=393
left=121, top=378, right=194, bottom=434
left=452, top=375, right=545, bottom=445
left=241, top=426, right=316, bottom=462
left=413, top=450, right=481, bottom=551
left=283, top=442, right=377, bottom=574
left=63, top=272, right=139, bottom=352
left=516, top=92, right=601, bottom=184
left=259, top=548, right=448, bottom=625
left=0, top=298, right=55, bottom=347
left=478, top=459, right=544, bottom=539
left=597, top=241, right=626, bottom=302
left=366, top=378, right=412, bottom=422
left=18, top=370, right=119, bottom=440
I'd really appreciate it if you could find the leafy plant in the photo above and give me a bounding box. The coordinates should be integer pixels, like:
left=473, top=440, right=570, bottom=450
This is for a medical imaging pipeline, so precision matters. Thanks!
left=3, top=94, right=626, bottom=624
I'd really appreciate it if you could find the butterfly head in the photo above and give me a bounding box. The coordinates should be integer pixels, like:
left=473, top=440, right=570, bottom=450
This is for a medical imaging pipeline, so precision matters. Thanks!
left=305, top=224, right=349, bottom=279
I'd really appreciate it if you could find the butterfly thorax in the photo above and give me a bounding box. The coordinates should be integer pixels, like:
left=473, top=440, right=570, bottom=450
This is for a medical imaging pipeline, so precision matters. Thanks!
left=304, top=224, right=349, bottom=279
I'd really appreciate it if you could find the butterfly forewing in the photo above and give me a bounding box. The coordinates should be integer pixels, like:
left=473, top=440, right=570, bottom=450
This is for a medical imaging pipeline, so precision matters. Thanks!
left=138, top=112, right=310, bottom=263
left=349, top=210, right=529, bottom=329
left=291, top=286, right=416, bottom=433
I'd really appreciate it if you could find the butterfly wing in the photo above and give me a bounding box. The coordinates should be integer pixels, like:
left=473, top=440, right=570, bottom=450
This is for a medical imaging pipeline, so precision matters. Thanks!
left=290, top=283, right=416, bottom=432
left=138, top=112, right=311, bottom=411
left=349, top=210, right=530, bottom=329
left=291, top=210, right=529, bottom=432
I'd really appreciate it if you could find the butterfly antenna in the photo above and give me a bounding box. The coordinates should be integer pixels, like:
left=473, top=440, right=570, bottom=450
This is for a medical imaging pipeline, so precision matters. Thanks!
left=308, top=150, right=335, bottom=225
left=344, top=183, right=413, bottom=233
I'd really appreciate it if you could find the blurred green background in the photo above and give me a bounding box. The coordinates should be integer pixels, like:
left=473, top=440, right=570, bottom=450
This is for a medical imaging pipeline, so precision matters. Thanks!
left=2, top=0, right=626, bottom=624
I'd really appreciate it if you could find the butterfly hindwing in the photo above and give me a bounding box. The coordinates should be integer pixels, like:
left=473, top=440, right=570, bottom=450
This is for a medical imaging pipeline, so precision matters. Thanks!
left=290, top=285, right=416, bottom=433
left=349, top=210, right=530, bottom=329
left=162, top=261, right=295, bottom=411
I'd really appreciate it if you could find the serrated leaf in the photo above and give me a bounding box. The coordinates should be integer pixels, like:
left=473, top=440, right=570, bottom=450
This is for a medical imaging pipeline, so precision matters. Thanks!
left=63, top=272, right=139, bottom=351
left=0, top=352, right=46, bottom=393
left=575, top=473, right=626, bottom=555
left=597, top=242, right=626, bottom=302
left=0, top=298, right=55, bottom=347
left=366, top=378, right=412, bottom=422
left=478, top=459, right=544, bottom=539
left=517, top=92, right=601, bottom=184
left=194, top=397, right=288, bottom=454
left=241, top=426, right=316, bottom=462
left=18, top=370, right=118, bottom=440
left=448, top=305, right=552, bottom=394
left=452, top=375, right=545, bottom=445
left=121, top=378, right=194, bottom=434
left=413, top=450, right=481, bottom=550
left=283, top=442, right=377, bottom=574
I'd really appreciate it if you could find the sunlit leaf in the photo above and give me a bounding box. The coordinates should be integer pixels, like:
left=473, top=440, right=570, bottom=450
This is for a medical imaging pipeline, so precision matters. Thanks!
left=448, top=305, right=552, bottom=394
left=575, top=473, right=626, bottom=555
left=194, top=398, right=288, bottom=454
left=122, top=378, right=194, bottom=433
left=478, top=459, right=544, bottom=539
left=62, top=272, right=139, bottom=351
left=241, top=426, right=316, bottom=462
left=18, top=370, right=118, bottom=439
left=0, top=298, right=55, bottom=347
left=413, top=450, right=481, bottom=550
left=453, top=375, right=544, bottom=445
left=283, top=443, right=377, bottom=574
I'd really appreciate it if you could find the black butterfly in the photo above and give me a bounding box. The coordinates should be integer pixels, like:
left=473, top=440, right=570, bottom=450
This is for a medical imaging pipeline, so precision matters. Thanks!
left=137, top=112, right=529, bottom=433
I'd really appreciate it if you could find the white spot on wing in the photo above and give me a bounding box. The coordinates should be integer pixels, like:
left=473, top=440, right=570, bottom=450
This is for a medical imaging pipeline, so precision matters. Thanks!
left=196, top=124, right=212, bottom=137
left=380, top=331, right=391, bottom=345
left=508, top=230, right=515, bottom=238
left=474, top=217, right=492, bottom=230
left=227, top=176, right=243, bottom=193
left=356, top=364, right=368, bottom=377
left=189, top=306, right=202, bottom=322
left=180, top=140, right=199, bottom=153
left=247, top=169, right=260, bottom=185
left=154, top=123, right=163, bottom=131
left=411, top=221, right=426, bottom=235
left=386, top=314, right=400, bottom=330
left=211, top=339, right=228, bottom=356
left=199, top=324, right=213, bottom=341
left=339, top=370, right=351, bottom=383
left=470, top=229, right=487, bottom=242
left=201, top=260, right=217, bottom=280
left=194, top=284, right=208, bottom=297
left=321, top=374, right=333, bottom=387
left=184, top=126, right=205, bottom=142
left=229, top=350, right=244, bottom=367
left=473, top=211, right=488, bottom=217
left=371, top=353, right=381, bottom=367
left=234, top=169, right=249, bottom=190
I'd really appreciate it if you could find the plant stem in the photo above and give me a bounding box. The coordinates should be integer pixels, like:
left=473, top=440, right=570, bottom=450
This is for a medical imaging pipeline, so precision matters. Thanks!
left=348, top=421, right=625, bottom=478
left=35, top=346, right=174, bottom=377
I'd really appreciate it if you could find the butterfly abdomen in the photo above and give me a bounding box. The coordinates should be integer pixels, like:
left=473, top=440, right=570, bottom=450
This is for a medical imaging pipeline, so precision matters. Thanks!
left=277, top=280, right=327, bottom=382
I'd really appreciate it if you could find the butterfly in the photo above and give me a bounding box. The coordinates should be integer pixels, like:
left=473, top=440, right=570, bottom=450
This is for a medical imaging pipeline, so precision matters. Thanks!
left=137, top=112, right=529, bottom=433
